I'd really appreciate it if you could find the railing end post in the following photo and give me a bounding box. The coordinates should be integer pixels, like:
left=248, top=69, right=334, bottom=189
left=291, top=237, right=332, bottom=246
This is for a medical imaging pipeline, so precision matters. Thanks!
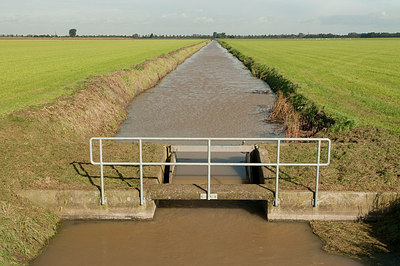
left=139, top=196, right=145, bottom=205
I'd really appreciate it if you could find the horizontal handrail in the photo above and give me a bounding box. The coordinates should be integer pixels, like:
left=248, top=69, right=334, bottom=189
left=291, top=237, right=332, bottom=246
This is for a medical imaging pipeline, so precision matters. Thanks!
left=90, top=136, right=331, bottom=141
left=89, top=162, right=330, bottom=167
left=89, top=137, right=331, bottom=207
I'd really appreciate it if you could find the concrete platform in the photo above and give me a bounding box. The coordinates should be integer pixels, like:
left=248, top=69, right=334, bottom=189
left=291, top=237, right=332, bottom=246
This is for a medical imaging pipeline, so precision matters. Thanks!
left=18, top=188, right=400, bottom=221
left=266, top=190, right=400, bottom=221
left=18, top=189, right=156, bottom=220
left=147, top=184, right=274, bottom=200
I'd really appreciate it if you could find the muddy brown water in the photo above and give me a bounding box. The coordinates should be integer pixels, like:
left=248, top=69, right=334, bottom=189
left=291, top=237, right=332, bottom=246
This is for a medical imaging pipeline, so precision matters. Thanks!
left=116, top=40, right=281, bottom=138
left=34, top=201, right=359, bottom=265
left=33, top=41, right=361, bottom=265
left=117, top=40, right=282, bottom=184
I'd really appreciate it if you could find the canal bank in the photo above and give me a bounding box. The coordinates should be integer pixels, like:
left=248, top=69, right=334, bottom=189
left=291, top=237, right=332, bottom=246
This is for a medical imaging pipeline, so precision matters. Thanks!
left=0, top=40, right=208, bottom=265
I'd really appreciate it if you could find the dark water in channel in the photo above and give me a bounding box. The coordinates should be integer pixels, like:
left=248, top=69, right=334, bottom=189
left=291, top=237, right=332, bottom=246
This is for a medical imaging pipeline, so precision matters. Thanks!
left=33, top=41, right=360, bottom=265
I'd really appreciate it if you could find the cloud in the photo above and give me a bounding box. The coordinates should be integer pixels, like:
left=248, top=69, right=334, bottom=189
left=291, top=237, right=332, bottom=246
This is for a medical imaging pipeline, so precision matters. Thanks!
left=194, top=16, right=214, bottom=24
left=255, top=17, right=268, bottom=24
left=161, top=13, right=177, bottom=19
left=161, top=12, right=189, bottom=19
left=0, top=14, right=20, bottom=24
left=1, top=0, right=399, bottom=35
left=319, top=12, right=398, bottom=26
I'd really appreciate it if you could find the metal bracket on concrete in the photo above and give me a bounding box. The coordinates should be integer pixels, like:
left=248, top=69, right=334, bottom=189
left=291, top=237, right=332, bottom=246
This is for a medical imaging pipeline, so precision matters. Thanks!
left=100, top=197, right=107, bottom=205
left=274, top=198, right=280, bottom=206
left=200, top=193, right=218, bottom=200
left=139, top=197, right=146, bottom=204
left=312, top=198, right=319, bottom=207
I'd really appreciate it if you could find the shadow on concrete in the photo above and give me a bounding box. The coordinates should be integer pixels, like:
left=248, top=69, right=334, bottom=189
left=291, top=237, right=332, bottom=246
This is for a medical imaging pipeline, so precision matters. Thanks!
left=193, top=184, right=207, bottom=193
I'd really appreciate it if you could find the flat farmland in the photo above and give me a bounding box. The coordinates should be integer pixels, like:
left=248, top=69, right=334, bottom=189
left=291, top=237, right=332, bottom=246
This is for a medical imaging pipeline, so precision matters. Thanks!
left=0, top=39, right=202, bottom=114
left=224, top=39, right=400, bottom=132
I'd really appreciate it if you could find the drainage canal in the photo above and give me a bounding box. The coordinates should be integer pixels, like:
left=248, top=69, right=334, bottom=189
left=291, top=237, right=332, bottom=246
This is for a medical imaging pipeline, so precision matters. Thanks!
left=34, top=202, right=359, bottom=265
left=117, top=39, right=282, bottom=186
left=34, top=41, right=360, bottom=265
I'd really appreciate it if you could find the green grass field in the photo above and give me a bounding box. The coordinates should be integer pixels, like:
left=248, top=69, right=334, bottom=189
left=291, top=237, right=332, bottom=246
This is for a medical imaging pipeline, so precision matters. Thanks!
left=224, top=39, right=400, bottom=132
left=0, top=39, right=202, bottom=114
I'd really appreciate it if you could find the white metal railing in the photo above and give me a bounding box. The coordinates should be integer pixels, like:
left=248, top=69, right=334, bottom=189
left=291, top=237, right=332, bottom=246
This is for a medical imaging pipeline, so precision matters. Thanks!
left=90, top=137, right=331, bottom=207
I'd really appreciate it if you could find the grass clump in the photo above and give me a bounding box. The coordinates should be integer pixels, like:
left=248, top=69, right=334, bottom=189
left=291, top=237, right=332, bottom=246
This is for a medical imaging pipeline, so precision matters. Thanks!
left=311, top=199, right=400, bottom=263
left=0, top=192, right=59, bottom=265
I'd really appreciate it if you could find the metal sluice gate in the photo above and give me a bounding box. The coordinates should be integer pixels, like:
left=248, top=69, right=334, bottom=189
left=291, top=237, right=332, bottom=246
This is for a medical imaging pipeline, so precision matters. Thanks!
left=90, top=137, right=331, bottom=207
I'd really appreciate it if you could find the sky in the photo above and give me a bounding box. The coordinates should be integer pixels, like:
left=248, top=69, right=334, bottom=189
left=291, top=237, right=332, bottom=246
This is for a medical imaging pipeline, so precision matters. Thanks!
left=1, top=0, right=399, bottom=36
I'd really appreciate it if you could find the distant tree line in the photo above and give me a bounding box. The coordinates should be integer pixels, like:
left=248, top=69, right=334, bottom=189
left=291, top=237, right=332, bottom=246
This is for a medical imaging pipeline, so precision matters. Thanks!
left=213, top=32, right=400, bottom=39
left=0, top=33, right=211, bottom=39
left=1, top=32, right=400, bottom=39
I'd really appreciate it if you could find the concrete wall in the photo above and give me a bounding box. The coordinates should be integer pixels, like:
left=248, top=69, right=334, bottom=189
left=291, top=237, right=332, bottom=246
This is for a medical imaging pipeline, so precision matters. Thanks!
left=18, top=144, right=400, bottom=221
left=266, top=191, right=400, bottom=221
left=255, top=145, right=400, bottom=221
left=17, top=145, right=170, bottom=220
left=18, top=189, right=156, bottom=220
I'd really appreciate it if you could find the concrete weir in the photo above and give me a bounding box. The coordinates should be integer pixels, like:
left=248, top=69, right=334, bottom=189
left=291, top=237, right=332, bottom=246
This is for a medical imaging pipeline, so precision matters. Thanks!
left=18, top=144, right=400, bottom=221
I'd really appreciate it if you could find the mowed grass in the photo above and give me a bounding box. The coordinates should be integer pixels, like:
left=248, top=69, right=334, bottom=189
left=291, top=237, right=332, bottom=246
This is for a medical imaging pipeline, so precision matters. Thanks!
left=0, top=39, right=202, bottom=114
left=224, top=39, right=400, bottom=133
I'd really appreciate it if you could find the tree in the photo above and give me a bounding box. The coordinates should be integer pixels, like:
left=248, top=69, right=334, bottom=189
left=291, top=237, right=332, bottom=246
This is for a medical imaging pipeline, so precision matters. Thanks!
left=69, top=29, right=77, bottom=37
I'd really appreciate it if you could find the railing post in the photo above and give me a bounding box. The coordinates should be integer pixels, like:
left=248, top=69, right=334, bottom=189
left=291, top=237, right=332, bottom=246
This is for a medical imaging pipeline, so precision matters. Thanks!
left=313, top=140, right=321, bottom=207
left=274, top=139, right=280, bottom=206
left=139, top=139, right=144, bottom=205
left=99, top=139, right=106, bottom=205
left=207, top=139, right=211, bottom=200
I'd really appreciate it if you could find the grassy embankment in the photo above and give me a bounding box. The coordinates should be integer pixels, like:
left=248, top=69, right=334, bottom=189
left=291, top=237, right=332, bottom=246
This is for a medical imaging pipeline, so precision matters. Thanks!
left=0, top=39, right=201, bottom=114
left=0, top=39, right=208, bottom=264
left=220, top=39, right=400, bottom=263
left=222, top=39, right=399, bottom=134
